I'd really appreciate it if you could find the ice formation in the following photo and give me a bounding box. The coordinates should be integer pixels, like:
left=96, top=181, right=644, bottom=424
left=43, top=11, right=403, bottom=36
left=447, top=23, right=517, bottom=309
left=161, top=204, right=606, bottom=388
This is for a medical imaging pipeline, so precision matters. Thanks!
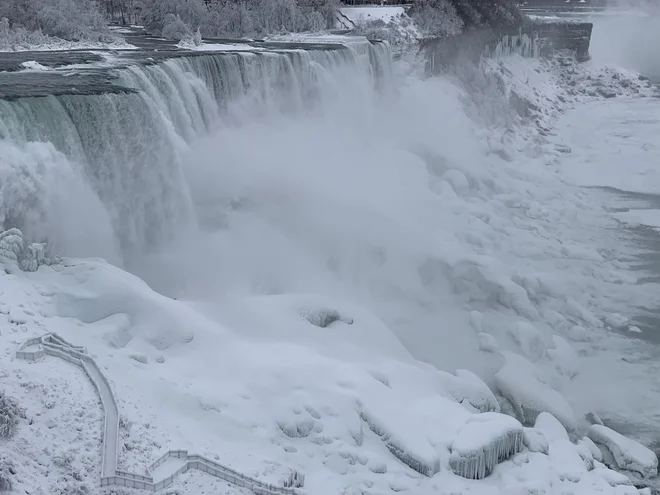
left=357, top=406, right=443, bottom=477
left=0, top=228, right=23, bottom=264
left=522, top=427, right=549, bottom=454
left=0, top=228, right=51, bottom=273
left=438, top=369, right=501, bottom=413
left=588, top=424, right=658, bottom=479
left=494, top=352, right=576, bottom=432
left=534, top=412, right=569, bottom=444
left=449, top=412, right=524, bottom=480
left=299, top=307, right=354, bottom=328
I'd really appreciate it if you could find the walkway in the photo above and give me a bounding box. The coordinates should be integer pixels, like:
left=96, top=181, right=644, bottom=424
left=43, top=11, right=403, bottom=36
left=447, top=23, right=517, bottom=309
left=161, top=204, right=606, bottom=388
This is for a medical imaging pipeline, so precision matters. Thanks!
left=16, top=334, right=305, bottom=494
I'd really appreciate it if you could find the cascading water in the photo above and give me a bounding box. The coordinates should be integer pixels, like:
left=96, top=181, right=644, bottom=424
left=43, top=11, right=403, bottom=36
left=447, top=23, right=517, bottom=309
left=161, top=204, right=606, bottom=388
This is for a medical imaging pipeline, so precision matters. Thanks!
left=0, top=41, right=392, bottom=264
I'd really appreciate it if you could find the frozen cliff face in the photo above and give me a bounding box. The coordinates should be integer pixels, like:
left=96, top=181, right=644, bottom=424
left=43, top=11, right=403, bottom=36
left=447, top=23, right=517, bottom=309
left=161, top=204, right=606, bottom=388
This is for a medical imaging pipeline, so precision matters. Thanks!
left=421, top=18, right=593, bottom=75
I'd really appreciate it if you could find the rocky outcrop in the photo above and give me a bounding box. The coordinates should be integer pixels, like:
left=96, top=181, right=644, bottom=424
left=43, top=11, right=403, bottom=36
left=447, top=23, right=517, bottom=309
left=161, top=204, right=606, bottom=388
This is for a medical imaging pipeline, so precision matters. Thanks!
left=525, top=19, right=592, bottom=61
left=421, top=18, right=593, bottom=74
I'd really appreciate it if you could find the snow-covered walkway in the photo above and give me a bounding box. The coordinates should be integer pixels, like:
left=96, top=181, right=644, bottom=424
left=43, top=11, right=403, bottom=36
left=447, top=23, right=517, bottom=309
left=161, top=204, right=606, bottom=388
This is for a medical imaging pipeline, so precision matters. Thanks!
left=16, top=334, right=304, bottom=494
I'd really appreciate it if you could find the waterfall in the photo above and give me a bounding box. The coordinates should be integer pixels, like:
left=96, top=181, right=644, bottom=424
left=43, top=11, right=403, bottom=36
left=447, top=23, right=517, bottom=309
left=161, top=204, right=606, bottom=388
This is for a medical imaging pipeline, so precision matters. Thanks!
left=0, top=40, right=392, bottom=262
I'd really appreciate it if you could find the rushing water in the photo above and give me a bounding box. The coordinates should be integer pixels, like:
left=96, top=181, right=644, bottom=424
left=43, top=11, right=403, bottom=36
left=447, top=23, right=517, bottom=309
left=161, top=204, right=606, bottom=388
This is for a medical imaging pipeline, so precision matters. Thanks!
left=0, top=42, right=392, bottom=263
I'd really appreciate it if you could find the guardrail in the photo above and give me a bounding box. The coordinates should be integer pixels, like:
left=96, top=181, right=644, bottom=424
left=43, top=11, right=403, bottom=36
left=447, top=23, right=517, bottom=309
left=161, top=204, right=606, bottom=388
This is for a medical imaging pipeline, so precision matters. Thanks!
left=16, top=334, right=305, bottom=494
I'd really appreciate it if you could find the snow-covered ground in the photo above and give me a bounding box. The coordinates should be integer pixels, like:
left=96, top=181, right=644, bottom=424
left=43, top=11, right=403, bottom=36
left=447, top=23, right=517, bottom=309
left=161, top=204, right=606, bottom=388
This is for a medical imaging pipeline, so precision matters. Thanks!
left=3, top=17, right=660, bottom=495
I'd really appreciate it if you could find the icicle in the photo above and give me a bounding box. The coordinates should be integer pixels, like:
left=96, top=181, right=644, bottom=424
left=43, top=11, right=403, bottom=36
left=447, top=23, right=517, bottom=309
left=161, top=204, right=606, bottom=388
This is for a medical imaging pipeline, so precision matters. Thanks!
left=450, top=413, right=525, bottom=480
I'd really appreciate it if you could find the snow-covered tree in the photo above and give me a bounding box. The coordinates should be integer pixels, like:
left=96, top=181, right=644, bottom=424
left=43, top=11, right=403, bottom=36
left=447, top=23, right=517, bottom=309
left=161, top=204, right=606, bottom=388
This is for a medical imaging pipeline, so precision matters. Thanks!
left=161, top=13, right=192, bottom=40
left=139, top=0, right=207, bottom=35
left=0, top=391, right=23, bottom=439
left=0, top=0, right=115, bottom=41
left=448, top=0, right=522, bottom=29
left=410, top=0, right=464, bottom=38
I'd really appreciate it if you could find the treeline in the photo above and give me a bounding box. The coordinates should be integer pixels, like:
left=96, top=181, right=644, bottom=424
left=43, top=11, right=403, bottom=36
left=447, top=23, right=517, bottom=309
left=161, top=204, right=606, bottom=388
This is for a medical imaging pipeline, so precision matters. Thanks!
left=0, top=0, right=115, bottom=41
left=0, top=0, right=522, bottom=44
left=0, top=0, right=338, bottom=42
left=102, top=0, right=338, bottom=38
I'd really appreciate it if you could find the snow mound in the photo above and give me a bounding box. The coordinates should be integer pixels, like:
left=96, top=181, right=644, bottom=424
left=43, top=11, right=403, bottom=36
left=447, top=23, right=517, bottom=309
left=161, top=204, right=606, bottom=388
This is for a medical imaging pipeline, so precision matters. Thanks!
left=50, top=259, right=203, bottom=350
left=449, top=412, right=523, bottom=479
left=494, top=352, right=576, bottom=432
left=588, top=424, right=658, bottom=479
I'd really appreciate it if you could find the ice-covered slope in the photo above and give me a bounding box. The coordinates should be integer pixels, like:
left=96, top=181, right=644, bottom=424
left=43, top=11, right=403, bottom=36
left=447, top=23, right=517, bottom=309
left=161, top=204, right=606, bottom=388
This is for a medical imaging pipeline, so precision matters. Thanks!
left=0, top=33, right=658, bottom=495
left=1, top=229, right=653, bottom=494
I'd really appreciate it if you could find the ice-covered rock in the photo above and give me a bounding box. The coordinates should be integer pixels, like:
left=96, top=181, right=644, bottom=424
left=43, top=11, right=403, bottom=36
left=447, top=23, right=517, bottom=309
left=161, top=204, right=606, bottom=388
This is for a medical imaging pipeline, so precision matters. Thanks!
left=449, top=412, right=524, bottom=480
left=588, top=425, right=658, bottom=479
left=299, top=306, right=354, bottom=328
left=494, top=352, right=576, bottom=432
left=548, top=438, right=588, bottom=482
left=575, top=438, right=596, bottom=471
left=19, top=242, right=49, bottom=272
left=579, top=437, right=603, bottom=463
left=358, top=391, right=470, bottom=477
left=522, top=427, right=549, bottom=454
left=534, top=412, right=569, bottom=444
left=585, top=411, right=604, bottom=426
left=439, top=369, right=500, bottom=413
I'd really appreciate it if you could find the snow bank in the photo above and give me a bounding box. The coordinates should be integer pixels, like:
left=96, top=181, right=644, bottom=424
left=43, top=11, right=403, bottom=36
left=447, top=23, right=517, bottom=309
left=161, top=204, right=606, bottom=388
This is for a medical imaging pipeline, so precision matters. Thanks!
left=49, top=259, right=204, bottom=351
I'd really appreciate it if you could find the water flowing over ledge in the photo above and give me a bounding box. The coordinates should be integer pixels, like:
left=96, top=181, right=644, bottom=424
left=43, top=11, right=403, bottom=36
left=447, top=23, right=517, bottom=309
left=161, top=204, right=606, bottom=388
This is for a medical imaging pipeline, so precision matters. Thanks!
left=0, top=40, right=392, bottom=259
